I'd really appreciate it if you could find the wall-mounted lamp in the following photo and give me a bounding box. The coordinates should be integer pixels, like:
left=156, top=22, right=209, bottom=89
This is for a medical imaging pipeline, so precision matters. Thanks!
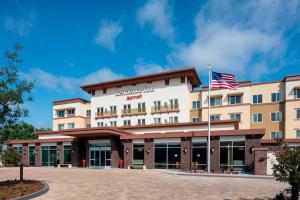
left=183, top=148, right=188, bottom=153
left=249, top=146, right=254, bottom=153
left=57, top=150, right=60, bottom=155
left=210, top=147, right=215, bottom=154
left=147, top=148, right=150, bottom=154
left=35, top=150, right=38, bottom=155
left=125, top=148, right=129, bottom=154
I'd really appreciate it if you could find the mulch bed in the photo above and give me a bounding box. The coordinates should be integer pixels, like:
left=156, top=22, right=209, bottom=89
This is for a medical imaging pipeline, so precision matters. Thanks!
left=0, top=180, right=44, bottom=200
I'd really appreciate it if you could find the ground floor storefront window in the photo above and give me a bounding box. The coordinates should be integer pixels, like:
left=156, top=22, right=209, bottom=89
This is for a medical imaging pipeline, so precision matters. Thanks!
left=89, top=140, right=111, bottom=168
left=63, top=145, right=72, bottom=164
left=220, top=138, right=245, bottom=171
left=42, top=145, right=57, bottom=166
left=133, top=142, right=144, bottom=166
left=154, top=139, right=181, bottom=169
left=29, top=146, right=35, bottom=166
left=192, top=138, right=207, bottom=170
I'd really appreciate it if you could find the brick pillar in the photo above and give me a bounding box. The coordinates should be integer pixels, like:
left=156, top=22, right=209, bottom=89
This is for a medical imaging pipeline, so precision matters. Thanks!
left=35, top=144, right=41, bottom=167
left=111, top=137, right=121, bottom=168
left=210, top=136, right=220, bottom=172
left=254, top=148, right=268, bottom=175
left=123, top=140, right=132, bottom=168
left=144, top=139, right=154, bottom=169
left=245, top=136, right=261, bottom=172
left=22, top=144, right=29, bottom=166
left=85, top=139, right=89, bottom=167
left=71, top=142, right=79, bottom=167
left=181, top=138, right=191, bottom=170
left=57, top=143, right=64, bottom=164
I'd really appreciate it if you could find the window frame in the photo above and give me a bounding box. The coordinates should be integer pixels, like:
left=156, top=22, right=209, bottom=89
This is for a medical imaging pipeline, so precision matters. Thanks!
left=271, top=92, right=281, bottom=102
left=210, top=97, right=222, bottom=107
left=252, top=94, right=263, bottom=104
left=228, top=95, right=242, bottom=105
left=271, top=131, right=283, bottom=139
left=252, top=113, right=263, bottom=123
left=271, top=112, right=282, bottom=122
left=192, top=101, right=201, bottom=109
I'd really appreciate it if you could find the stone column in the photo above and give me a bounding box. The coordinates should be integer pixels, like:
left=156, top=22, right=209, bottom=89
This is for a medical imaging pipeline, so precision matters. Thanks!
left=22, top=144, right=29, bottom=166
left=245, top=136, right=261, bottom=172
left=254, top=148, right=268, bottom=175
left=181, top=137, right=191, bottom=170
left=57, top=142, right=64, bottom=165
left=71, top=142, right=79, bottom=167
left=210, top=136, right=220, bottom=172
left=123, top=140, right=132, bottom=169
left=144, top=139, right=154, bottom=169
left=111, top=137, right=121, bottom=168
left=35, top=144, right=41, bottom=167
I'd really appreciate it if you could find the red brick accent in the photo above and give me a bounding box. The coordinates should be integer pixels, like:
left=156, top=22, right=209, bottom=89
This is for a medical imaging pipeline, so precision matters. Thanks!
left=181, top=138, right=191, bottom=170
left=210, top=137, right=220, bottom=172
left=111, top=137, right=121, bottom=168
left=71, top=142, right=80, bottom=167
left=245, top=136, right=261, bottom=172
left=144, top=139, right=154, bottom=169
left=57, top=143, right=64, bottom=165
left=254, top=148, right=268, bottom=175
left=123, top=141, right=132, bottom=168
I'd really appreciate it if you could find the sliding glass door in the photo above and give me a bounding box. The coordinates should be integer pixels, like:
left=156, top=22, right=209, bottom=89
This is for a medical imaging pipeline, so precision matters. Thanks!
left=42, top=146, right=57, bottom=166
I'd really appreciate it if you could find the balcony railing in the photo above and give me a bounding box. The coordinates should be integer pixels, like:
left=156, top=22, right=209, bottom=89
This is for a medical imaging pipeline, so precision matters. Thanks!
left=151, top=104, right=179, bottom=114
left=95, top=111, right=117, bottom=119
left=121, top=108, right=147, bottom=117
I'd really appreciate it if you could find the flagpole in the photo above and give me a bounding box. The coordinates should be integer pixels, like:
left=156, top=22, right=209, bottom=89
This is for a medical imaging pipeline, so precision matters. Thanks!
left=207, top=64, right=211, bottom=173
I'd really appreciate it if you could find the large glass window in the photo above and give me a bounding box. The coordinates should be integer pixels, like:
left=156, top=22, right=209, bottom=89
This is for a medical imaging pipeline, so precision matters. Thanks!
left=253, top=94, right=263, bottom=104
left=192, top=101, right=200, bottom=109
left=229, top=95, right=242, bottom=105
left=138, top=102, right=146, bottom=113
left=170, top=99, right=179, bottom=109
left=229, top=113, right=241, bottom=121
left=210, top=115, right=220, bottom=121
left=57, top=110, right=65, bottom=118
left=67, top=109, right=75, bottom=116
left=29, top=146, right=35, bottom=166
left=252, top=113, right=263, bottom=123
left=137, top=119, right=145, bottom=125
left=210, top=97, right=221, bottom=107
left=220, top=140, right=245, bottom=171
left=192, top=118, right=201, bottom=123
left=155, top=141, right=181, bottom=169
left=63, top=145, right=72, bottom=164
left=67, top=123, right=75, bottom=129
left=42, top=146, right=57, bottom=166
left=153, top=117, right=161, bottom=124
left=86, top=110, right=91, bottom=117
left=58, top=124, right=64, bottom=130
left=271, top=93, right=281, bottom=102
left=192, top=141, right=207, bottom=170
left=13, top=146, right=23, bottom=154
left=133, top=144, right=144, bottom=165
left=271, top=112, right=282, bottom=122
left=295, top=88, right=300, bottom=99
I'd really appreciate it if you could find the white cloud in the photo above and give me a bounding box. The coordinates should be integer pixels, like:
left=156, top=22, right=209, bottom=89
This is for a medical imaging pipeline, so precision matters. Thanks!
left=135, top=63, right=168, bottom=75
left=94, top=20, right=123, bottom=52
left=4, top=13, right=35, bottom=37
left=20, top=68, right=124, bottom=94
left=137, top=0, right=174, bottom=42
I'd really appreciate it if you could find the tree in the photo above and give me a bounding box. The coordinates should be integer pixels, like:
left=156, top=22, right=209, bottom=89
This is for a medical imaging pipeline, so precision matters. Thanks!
left=0, top=43, right=33, bottom=143
left=2, top=148, right=22, bottom=167
left=273, top=145, right=300, bottom=200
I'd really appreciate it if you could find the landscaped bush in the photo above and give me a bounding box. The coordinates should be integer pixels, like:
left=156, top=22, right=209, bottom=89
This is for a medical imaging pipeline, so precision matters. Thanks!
left=2, top=148, right=21, bottom=167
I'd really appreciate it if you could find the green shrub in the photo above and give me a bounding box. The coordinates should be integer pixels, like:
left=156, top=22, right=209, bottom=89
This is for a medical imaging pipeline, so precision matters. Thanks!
left=2, top=148, right=22, bottom=167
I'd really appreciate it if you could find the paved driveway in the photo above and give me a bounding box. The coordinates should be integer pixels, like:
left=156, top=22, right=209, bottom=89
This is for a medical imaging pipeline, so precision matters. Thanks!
left=0, top=168, right=286, bottom=200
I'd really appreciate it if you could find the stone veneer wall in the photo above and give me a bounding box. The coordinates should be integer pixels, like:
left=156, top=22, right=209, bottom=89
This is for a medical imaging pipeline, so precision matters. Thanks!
left=181, top=138, right=191, bottom=170
left=144, top=139, right=154, bottom=169
left=124, top=141, right=132, bottom=168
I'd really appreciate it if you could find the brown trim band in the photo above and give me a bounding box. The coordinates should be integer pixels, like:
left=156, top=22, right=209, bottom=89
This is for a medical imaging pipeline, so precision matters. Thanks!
left=53, top=98, right=90, bottom=105
left=6, top=138, right=77, bottom=145
left=202, top=103, right=250, bottom=109
left=53, top=116, right=90, bottom=120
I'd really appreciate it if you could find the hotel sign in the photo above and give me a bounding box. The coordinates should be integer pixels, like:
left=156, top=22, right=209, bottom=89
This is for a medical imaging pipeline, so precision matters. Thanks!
left=116, top=86, right=155, bottom=96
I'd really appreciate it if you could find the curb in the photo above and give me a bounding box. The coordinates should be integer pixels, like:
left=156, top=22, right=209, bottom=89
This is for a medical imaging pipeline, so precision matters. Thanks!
left=13, top=181, right=49, bottom=200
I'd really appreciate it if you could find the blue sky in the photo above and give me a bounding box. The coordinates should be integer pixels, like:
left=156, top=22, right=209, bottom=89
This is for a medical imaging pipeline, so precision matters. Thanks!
left=1, top=0, right=300, bottom=128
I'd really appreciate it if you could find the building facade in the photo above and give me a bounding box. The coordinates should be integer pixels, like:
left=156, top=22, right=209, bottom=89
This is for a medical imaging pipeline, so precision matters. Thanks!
left=5, top=68, right=300, bottom=175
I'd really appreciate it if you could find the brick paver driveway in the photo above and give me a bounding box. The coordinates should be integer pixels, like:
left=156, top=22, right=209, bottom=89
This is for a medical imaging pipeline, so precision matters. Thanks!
left=0, top=168, right=286, bottom=200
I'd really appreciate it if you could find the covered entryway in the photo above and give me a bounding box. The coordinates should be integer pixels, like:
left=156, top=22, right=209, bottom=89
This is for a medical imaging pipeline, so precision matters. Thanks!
left=89, top=140, right=111, bottom=168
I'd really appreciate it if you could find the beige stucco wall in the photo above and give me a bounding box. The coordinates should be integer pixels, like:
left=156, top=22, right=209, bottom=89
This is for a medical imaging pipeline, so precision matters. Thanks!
left=251, top=82, right=285, bottom=103
left=189, top=91, right=201, bottom=121
left=285, top=101, right=300, bottom=138
left=53, top=117, right=89, bottom=131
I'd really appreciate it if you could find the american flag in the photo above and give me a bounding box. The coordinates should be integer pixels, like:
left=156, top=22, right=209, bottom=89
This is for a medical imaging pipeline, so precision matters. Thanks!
left=211, top=71, right=239, bottom=90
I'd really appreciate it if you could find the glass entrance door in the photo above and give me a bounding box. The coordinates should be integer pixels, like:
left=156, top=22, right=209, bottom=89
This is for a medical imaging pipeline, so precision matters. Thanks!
left=89, top=147, right=111, bottom=168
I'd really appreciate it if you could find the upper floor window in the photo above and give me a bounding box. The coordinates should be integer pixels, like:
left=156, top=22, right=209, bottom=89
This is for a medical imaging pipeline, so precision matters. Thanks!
left=110, top=106, right=117, bottom=113
left=123, top=120, right=131, bottom=126
left=192, top=118, right=201, bottom=123
left=68, top=123, right=75, bottom=129
left=295, top=88, right=300, bottom=99
left=170, top=99, right=179, bottom=109
left=86, top=124, right=91, bottom=128
left=138, top=102, right=146, bottom=112
left=271, top=131, right=282, bottom=139
left=58, top=124, right=64, bottom=130
left=123, top=104, right=131, bottom=113
left=153, top=117, right=161, bottom=124
left=210, top=97, right=221, bottom=107
left=252, top=113, right=263, bottom=123
left=86, top=110, right=91, bottom=117
left=210, top=115, right=220, bottom=121
left=271, top=112, right=282, bottom=122
left=271, top=93, right=281, bottom=102
left=154, top=101, right=161, bottom=110
left=296, top=109, right=300, bottom=120
left=229, top=95, right=242, bottom=105
left=57, top=110, right=65, bottom=118
left=97, top=122, right=104, bottom=127
left=253, top=94, right=262, bottom=104
left=137, top=119, right=146, bottom=126
left=192, top=101, right=201, bottom=109
left=110, top=121, right=117, bottom=127
left=229, top=113, right=241, bottom=121
left=169, top=116, right=178, bottom=123
left=67, top=109, right=75, bottom=116
left=97, top=107, right=104, bottom=114
left=297, top=130, right=300, bottom=139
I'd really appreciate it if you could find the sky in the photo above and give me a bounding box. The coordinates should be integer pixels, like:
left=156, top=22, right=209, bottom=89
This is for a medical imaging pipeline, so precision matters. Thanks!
left=1, top=0, right=300, bottom=128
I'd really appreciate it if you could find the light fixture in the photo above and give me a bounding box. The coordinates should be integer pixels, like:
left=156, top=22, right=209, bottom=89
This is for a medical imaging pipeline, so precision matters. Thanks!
left=210, top=147, right=215, bottom=153
left=126, top=148, right=129, bottom=154
left=147, top=148, right=150, bottom=154
left=35, top=150, right=38, bottom=154
left=57, top=150, right=60, bottom=155
left=249, top=146, right=254, bottom=153
left=183, top=148, right=188, bottom=153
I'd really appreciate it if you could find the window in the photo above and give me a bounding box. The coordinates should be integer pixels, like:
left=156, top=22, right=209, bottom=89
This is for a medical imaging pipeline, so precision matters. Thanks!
left=86, top=110, right=91, bottom=117
left=57, top=110, right=65, bottom=118
left=271, top=93, right=281, bottom=102
left=133, top=144, right=144, bottom=165
left=67, top=123, right=75, bottom=129
left=229, top=113, right=241, bottom=121
left=67, top=109, right=75, bottom=116
left=271, top=131, right=283, bottom=139
left=58, top=124, right=64, bottom=130
left=86, top=124, right=91, bottom=128
left=63, top=145, right=72, bottom=164
left=97, top=122, right=104, bottom=127
left=123, top=120, right=131, bottom=126
left=138, top=102, right=146, bottom=113
left=192, top=118, right=201, bottom=123
left=137, top=119, right=146, bottom=125
left=110, top=121, right=117, bottom=127
left=97, top=107, right=104, bottom=114
left=192, top=101, right=201, bottom=109
left=210, top=115, right=220, bottom=121
left=253, top=94, right=262, bottom=104
left=123, top=104, right=131, bottom=113
left=192, top=141, right=207, bottom=170
left=229, top=95, right=242, bottom=105
left=170, top=99, right=179, bottom=109
left=42, top=145, right=56, bottom=166
left=220, top=140, right=245, bottom=171
left=296, top=130, right=300, bottom=139
left=153, top=117, right=161, bottom=124
left=210, top=97, right=221, bottom=107
left=169, top=116, right=178, bottom=123
left=296, top=109, right=300, bottom=120
left=13, top=146, right=23, bottom=154
left=271, top=112, right=282, bottom=122
left=295, top=88, right=300, bottom=99
left=110, top=106, right=117, bottom=114
left=252, top=113, right=263, bottom=123
left=154, top=101, right=161, bottom=110
left=155, top=141, right=181, bottom=169
left=29, top=146, right=35, bottom=166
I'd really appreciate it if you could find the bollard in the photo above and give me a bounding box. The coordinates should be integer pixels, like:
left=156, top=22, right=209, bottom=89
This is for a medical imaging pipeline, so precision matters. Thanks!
left=20, top=164, right=23, bottom=181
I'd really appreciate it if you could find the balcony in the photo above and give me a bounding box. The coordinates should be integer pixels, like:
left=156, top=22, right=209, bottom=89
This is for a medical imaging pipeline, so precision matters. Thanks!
left=95, top=111, right=117, bottom=119
left=151, top=104, right=180, bottom=114
left=121, top=108, right=147, bottom=117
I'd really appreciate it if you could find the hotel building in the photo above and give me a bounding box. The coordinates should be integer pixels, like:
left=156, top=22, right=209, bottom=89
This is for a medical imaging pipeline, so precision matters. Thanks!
left=5, top=68, right=300, bottom=175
